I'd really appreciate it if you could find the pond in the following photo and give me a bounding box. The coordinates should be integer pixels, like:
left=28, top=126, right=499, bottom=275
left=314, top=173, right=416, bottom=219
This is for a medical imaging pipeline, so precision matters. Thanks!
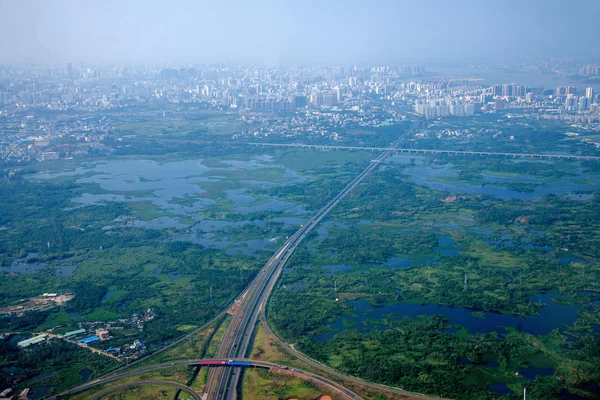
left=2, top=253, right=46, bottom=274
left=101, top=291, right=117, bottom=304
left=313, top=293, right=577, bottom=341
left=488, top=382, right=512, bottom=395
left=225, top=188, right=256, bottom=205
left=1, top=253, right=76, bottom=277
left=320, top=264, right=354, bottom=273
left=559, top=256, right=585, bottom=264
left=519, top=366, right=554, bottom=381
left=316, top=221, right=350, bottom=240
left=55, top=264, right=75, bottom=277
left=28, top=156, right=310, bottom=252
left=80, top=368, right=93, bottom=382
left=28, top=371, right=52, bottom=383
left=403, top=165, right=598, bottom=200
left=28, top=386, right=54, bottom=400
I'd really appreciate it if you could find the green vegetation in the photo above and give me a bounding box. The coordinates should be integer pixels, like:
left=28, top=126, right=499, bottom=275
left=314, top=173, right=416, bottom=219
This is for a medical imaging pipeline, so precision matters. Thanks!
left=269, top=156, right=600, bottom=399
left=0, top=340, right=119, bottom=393
left=0, top=142, right=374, bottom=395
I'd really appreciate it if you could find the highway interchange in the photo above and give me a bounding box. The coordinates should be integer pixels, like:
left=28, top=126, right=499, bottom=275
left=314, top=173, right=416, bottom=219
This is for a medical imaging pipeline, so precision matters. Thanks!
left=51, top=358, right=361, bottom=400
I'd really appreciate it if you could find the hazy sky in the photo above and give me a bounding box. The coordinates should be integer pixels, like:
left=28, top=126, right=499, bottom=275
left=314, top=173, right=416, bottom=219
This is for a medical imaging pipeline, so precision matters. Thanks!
left=1, top=0, right=599, bottom=64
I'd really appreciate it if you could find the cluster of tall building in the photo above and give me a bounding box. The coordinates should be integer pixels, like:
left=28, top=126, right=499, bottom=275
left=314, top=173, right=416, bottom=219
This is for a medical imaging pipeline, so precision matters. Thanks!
left=578, top=65, right=600, bottom=76
left=490, top=84, right=528, bottom=98
left=309, top=89, right=341, bottom=108
left=369, top=65, right=426, bottom=75
left=556, top=86, right=576, bottom=96
left=243, top=97, right=298, bottom=112
left=414, top=99, right=476, bottom=118
left=563, top=87, right=595, bottom=111
left=401, top=65, right=426, bottom=75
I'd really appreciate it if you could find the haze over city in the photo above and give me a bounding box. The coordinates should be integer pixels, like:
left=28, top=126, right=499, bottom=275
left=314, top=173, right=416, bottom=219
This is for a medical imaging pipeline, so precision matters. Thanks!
left=2, top=1, right=600, bottom=400
left=1, top=0, right=600, bottom=64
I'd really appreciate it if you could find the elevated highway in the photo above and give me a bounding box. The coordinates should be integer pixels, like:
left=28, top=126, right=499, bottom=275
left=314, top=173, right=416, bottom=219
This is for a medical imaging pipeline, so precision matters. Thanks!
left=246, top=142, right=600, bottom=161
left=205, top=124, right=419, bottom=399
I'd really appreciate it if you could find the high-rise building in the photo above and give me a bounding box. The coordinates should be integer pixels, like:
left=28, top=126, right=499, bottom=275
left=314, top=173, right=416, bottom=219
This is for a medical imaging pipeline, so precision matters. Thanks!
left=67, top=63, right=73, bottom=78
left=492, top=84, right=502, bottom=97
left=322, top=92, right=335, bottom=107
left=565, top=95, right=577, bottom=111
left=310, top=91, right=322, bottom=107
left=556, top=86, right=575, bottom=96
left=586, top=87, right=594, bottom=100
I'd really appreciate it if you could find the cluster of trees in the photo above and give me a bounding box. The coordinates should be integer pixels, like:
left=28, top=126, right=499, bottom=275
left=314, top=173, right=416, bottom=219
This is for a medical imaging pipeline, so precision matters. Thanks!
left=0, top=338, right=119, bottom=393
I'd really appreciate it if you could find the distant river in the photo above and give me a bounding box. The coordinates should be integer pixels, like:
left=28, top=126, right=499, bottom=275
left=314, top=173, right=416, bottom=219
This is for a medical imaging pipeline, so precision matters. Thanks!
left=428, top=67, right=600, bottom=91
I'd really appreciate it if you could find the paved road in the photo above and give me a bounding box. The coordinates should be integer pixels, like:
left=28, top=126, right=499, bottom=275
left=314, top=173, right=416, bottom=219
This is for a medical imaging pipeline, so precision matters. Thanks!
left=206, top=124, right=419, bottom=399
left=50, top=358, right=360, bottom=400
left=247, top=142, right=600, bottom=161
left=88, top=380, right=202, bottom=400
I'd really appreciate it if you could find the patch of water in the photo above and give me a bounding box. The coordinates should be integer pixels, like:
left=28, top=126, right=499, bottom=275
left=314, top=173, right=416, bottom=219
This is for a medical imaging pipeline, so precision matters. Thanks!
left=483, top=359, right=499, bottom=367
left=28, top=371, right=52, bottom=383
left=28, top=386, right=54, bottom=400
left=80, top=368, right=93, bottom=382
left=558, top=256, right=585, bottom=264
left=225, top=188, right=256, bottom=205
left=519, top=366, right=554, bottom=381
left=403, top=166, right=598, bottom=200
left=321, top=264, right=354, bottom=274
left=3, top=253, right=46, bottom=274
left=272, top=217, right=307, bottom=226
left=235, top=199, right=305, bottom=215
left=314, top=293, right=577, bottom=341
left=55, top=265, right=75, bottom=277
left=316, top=221, right=350, bottom=240
left=101, top=291, right=117, bottom=304
left=386, top=155, right=425, bottom=165
left=29, top=158, right=308, bottom=232
left=488, top=382, right=511, bottom=395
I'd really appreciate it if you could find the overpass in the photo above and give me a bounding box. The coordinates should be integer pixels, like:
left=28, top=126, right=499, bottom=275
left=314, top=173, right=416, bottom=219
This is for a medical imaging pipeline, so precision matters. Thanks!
left=51, top=358, right=361, bottom=400
left=246, top=142, right=600, bottom=161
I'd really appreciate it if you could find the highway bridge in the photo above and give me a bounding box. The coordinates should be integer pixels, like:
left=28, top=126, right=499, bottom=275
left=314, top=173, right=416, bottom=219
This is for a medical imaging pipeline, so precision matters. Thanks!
left=51, top=358, right=361, bottom=400
left=246, top=142, right=600, bottom=161
left=205, top=123, right=420, bottom=399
